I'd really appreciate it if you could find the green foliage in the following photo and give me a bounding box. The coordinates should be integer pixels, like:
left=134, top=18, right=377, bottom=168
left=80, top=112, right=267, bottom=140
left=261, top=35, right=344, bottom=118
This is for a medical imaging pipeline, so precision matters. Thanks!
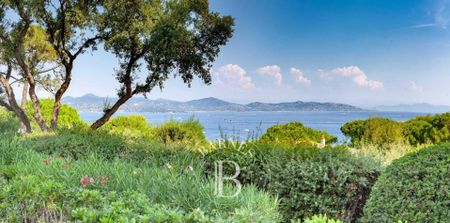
left=0, top=134, right=282, bottom=222
left=204, top=143, right=381, bottom=222
left=342, top=113, right=450, bottom=147
left=0, top=108, right=18, bottom=133
left=259, top=122, right=337, bottom=147
left=25, top=99, right=87, bottom=130
left=406, top=113, right=450, bottom=145
left=101, top=115, right=153, bottom=139
left=154, top=118, right=209, bottom=151
left=291, top=214, right=343, bottom=223
left=341, top=118, right=404, bottom=147
left=361, top=144, right=450, bottom=223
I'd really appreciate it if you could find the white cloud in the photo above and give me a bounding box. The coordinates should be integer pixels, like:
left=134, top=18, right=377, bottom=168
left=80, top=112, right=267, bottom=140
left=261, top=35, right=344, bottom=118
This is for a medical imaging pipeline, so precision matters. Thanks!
left=214, top=64, right=255, bottom=90
left=256, top=65, right=283, bottom=86
left=290, top=67, right=311, bottom=86
left=409, top=81, right=423, bottom=93
left=331, top=66, right=384, bottom=90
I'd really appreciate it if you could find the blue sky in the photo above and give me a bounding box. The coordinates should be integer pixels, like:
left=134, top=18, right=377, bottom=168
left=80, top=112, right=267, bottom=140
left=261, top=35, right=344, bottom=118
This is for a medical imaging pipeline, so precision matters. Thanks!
left=61, top=0, right=450, bottom=106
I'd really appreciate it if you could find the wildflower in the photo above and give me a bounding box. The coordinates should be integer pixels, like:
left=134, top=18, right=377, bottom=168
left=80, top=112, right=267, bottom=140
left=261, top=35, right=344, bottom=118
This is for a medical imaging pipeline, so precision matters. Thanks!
left=166, top=163, right=173, bottom=170
left=98, top=176, right=110, bottom=186
left=188, top=165, right=194, bottom=171
left=44, top=157, right=52, bottom=166
left=80, top=175, right=95, bottom=188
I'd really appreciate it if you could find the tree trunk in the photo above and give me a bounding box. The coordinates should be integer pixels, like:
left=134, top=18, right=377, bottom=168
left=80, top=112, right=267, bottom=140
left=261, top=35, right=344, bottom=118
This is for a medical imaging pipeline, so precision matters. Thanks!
left=19, top=80, right=29, bottom=131
left=0, top=75, right=32, bottom=133
left=90, top=94, right=132, bottom=130
left=15, top=52, right=49, bottom=132
left=21, top=79, right=28, bottom=109
left=51, top=64, right=72, bottom=129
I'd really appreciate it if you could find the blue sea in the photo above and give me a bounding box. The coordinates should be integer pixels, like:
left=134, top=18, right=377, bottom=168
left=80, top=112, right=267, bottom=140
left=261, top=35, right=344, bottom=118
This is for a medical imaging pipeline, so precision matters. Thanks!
left=79, top=111, right=429, bottom=142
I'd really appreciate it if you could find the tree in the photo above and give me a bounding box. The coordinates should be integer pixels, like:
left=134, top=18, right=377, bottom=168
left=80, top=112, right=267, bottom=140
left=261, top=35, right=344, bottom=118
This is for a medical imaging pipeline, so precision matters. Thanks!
left=35, top=0, right=102, bottom=129
left=1, top=1, right=63, bottom=132
left=1, top=0, right=51, bottom=132
left=0, top=0, right=33, bottom=132
left=90, top=0, right=234, bottom=129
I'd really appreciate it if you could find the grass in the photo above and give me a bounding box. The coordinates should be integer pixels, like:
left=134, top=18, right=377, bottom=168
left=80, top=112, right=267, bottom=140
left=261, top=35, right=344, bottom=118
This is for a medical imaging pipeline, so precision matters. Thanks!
left=348, top=142, right=426, bottom=165
left=0, top=131, right=282, bottom=222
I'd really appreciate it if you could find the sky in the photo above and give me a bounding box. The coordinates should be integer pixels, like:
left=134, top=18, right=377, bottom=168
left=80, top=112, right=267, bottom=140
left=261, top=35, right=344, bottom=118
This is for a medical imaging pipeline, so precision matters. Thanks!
left=56, top=0, right=450, bottom=107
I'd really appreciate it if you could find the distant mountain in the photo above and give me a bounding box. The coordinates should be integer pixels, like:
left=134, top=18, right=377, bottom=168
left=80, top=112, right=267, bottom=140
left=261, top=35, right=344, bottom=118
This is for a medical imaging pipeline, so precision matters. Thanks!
left=374, top=103, right=450, bottom=113
left=63, top=94, right=364, bottom=112
left=246, top=101, right=362, bottom=111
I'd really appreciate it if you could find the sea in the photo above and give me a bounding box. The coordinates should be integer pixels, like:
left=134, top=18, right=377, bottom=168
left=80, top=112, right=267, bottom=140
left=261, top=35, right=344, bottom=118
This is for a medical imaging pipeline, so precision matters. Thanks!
left=79, top=111, right=430, bottom=143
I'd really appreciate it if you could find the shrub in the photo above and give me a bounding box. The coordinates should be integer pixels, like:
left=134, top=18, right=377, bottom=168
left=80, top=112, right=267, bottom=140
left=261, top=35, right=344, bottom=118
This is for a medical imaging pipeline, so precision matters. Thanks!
left=0, top=108, right=19, bottom=133
left=407, top=113, right=450, bottom=144
left=361, top=144, right=450, bottom=223
left=204, top=143, right=381, bottom=222
left=101, top=114, right=153, bottom=139
left=342, top=113, right=450, bottom=147
left=259, top=122, right=337, bottom=147
left=154, top=118, right=208, bottom=150
left=25, top=99, right=87, bottom=129
left=341, top=118, right=404, bottom=147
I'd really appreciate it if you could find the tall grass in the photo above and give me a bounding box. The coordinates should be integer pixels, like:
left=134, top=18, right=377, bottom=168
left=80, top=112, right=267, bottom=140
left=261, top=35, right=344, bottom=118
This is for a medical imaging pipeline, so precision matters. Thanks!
left=0, top=133, right=282, bottom=222
left=348, top=143, right=425, bottom=165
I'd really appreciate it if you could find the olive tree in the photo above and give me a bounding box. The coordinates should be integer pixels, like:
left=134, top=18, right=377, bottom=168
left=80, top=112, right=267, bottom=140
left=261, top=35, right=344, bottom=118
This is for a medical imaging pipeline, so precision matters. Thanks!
left=90, top=0, right=234, bottom=129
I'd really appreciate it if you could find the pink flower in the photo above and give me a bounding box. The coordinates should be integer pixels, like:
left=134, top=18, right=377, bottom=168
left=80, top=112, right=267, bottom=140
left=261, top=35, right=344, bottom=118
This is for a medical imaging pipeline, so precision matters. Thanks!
left=80, top=175, right=95, bottom=188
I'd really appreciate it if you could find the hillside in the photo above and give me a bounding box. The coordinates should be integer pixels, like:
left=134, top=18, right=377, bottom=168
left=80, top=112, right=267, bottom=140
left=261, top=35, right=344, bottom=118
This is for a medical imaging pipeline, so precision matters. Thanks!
left=62, top=94, right=364, bottom=112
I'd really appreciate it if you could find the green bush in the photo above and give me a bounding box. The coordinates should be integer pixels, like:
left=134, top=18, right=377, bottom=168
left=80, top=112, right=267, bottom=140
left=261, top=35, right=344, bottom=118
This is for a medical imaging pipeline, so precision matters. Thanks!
left=341, top=118, right=404, bottom=147
left=25, top=98, right=87, bottom=129
left=204, top=143, right=381, bottom=222
left=361, top=144, right=450, bottom=223
left=342, top=113, right=450, bottom=147
left=0, top=108, right=19, bottom=133
left=101, top=114, right=153, bottom=139
left=406, top=113, right=450, bottom=145
left=259, top=122, right=337, bottom=147
left=154, top=118, right=208, bottom=151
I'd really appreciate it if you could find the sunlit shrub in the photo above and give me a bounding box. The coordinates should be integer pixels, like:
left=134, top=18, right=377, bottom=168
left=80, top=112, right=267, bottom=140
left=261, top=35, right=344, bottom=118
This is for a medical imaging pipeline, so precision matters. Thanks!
left=25, top=99, right=87, bottom=129
left=259, top=122, right=337, bottom=147
left=341, top=118, right=404, bottom=148
left=101, top=114, right=153, bottom=139
left=154, top=118, right=208, bottom=150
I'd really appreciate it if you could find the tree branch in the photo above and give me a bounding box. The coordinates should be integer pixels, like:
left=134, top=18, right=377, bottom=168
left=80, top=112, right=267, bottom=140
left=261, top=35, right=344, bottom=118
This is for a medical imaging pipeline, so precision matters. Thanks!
left=71, top=36, right=102, bottom=60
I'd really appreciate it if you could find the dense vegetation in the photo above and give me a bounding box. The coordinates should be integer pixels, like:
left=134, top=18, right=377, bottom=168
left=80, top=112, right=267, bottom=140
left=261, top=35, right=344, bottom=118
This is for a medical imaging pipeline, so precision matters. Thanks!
left=361, top=144, right=450, bottom=222
left=342, top=113, right=450, bottom=147
left=1, top=107, right=450, bottom=222
left=259, top=122, right=337, bottom=147
left=204, top=144, right=380, bottom=222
